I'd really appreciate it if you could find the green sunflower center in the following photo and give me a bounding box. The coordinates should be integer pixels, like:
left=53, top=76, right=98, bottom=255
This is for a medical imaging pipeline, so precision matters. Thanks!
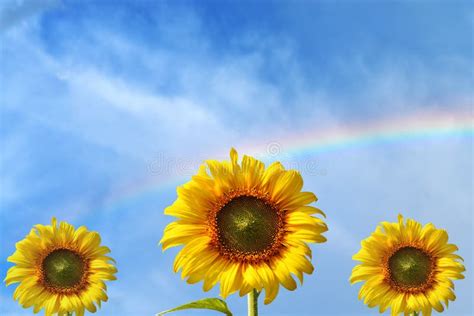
left=216, top=196, right=279, bottom=253
left=388, top=247, right=432, bottom=287
left=42, top=249, right=85, bottom=288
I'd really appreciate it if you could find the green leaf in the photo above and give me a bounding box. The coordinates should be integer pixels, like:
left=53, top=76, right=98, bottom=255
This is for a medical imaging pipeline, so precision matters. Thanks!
left=156, top=298, right=233, bottom=316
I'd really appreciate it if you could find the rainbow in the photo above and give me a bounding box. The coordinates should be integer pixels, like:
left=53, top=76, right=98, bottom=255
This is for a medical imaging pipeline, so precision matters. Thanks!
left=104, top=109, right=473, bottom=209
left=241, top=109, right=473, bottom=158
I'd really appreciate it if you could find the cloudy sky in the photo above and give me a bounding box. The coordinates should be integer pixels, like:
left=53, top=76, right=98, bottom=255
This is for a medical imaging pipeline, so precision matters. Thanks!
left=0, top=1, right=472, bottom=315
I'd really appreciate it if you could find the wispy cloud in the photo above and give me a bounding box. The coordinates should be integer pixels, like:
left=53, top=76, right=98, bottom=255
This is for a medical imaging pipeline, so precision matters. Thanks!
left=0, top=0, right=59, bottom=31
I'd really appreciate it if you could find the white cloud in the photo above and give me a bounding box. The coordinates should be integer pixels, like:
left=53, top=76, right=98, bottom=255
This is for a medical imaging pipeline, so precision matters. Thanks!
left=0, top=0, right=60, bottom=31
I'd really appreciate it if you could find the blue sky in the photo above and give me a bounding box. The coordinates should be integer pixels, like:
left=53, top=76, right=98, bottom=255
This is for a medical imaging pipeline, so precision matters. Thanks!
left=0, top=1, right=472, bottom=315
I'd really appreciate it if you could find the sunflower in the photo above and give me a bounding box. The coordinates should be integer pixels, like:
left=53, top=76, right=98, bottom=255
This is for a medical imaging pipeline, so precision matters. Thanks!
left=350, top=215, right=465, bottom=316
left=5, top=218, right=117, bottom=316
left=160, top=148, right=327, bottom=304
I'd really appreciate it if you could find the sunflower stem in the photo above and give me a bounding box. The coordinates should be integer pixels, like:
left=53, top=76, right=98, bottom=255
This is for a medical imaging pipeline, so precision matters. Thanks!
left=412, top=312, right=419, bottom=316
left=248, top=289, right=259, bottom=316
left=67, top=312, right=73, bottom=316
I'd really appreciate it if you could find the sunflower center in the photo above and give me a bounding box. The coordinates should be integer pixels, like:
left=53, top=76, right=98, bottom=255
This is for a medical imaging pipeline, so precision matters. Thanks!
left=216, top=196, right=279, bottom=253
left=42, top=249, right=85, bottom=288
left=388, top=247, right=432, bottom=288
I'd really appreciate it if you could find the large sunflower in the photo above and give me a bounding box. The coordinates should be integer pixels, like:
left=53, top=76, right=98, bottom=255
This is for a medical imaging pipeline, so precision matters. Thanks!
left=160, top=148, right=327, bottom=304
left=350, top=215, right=465, bottom=316
left=5, top=218, right=117, bottom=316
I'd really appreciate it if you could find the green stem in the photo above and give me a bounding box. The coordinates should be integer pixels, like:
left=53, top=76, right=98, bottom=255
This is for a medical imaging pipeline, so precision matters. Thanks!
left=412, top=312, right=419, bottom=316
left=248, top=289, right=259, bottom=316
left=67, top=312, right=73, bottom=316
